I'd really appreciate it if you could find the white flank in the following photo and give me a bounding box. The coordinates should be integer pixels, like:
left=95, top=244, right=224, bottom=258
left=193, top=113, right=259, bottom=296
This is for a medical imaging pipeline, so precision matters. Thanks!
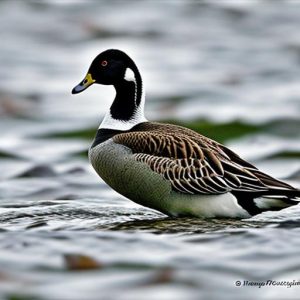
left=254, top=198, right=290, bottom=209
left=170, top=192, right=251, bottom=218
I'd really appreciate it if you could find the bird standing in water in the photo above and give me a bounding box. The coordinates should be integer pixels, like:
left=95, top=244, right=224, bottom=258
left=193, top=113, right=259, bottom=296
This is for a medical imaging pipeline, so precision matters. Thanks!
left=72, top=49, right=300, bottom=218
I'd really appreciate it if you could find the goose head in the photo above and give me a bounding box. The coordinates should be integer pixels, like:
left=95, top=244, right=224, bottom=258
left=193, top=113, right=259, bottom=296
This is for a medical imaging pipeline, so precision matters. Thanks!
left=72, top=49, right=138, bottom=94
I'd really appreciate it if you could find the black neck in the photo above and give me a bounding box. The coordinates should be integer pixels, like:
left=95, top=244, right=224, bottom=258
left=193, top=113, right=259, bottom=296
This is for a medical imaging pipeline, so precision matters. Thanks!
left=91, top=128, right=123, bottom=147
left=91, top=122, right=149, bottom=148
left=110, top=68, right=143, bottom=121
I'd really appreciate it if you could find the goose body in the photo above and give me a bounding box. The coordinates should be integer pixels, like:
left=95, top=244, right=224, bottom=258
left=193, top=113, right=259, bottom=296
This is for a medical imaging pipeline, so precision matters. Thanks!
left=72, top=49, right=300, bottom=218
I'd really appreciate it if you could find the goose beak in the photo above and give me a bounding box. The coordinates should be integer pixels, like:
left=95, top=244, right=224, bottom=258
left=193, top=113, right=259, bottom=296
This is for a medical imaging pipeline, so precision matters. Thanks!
left=72, top=73, right=95, bottom=94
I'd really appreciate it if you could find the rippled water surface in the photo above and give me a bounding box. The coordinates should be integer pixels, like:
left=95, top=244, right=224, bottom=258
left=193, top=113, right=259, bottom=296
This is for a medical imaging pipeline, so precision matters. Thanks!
left=0, top=1, right=300, bottom=299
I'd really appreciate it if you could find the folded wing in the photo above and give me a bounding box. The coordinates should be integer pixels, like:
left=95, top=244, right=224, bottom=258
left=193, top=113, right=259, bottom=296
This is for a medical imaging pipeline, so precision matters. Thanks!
left=113, top=129, right=278, bottom=195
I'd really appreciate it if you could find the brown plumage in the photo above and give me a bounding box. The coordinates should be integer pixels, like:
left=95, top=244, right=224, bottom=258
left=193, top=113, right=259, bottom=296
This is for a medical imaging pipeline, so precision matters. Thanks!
left=113, top=122, right=298, bottom=198
left=73, top=49, right=300, bottom=217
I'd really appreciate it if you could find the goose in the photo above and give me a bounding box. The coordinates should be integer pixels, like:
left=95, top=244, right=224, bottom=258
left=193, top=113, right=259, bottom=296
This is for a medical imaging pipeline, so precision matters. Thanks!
left=72, top=49, right=300, bottom=218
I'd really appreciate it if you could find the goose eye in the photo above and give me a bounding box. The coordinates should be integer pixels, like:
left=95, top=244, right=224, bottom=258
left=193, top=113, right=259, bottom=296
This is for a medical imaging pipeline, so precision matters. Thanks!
left=101, top=60, right=108, bottom=67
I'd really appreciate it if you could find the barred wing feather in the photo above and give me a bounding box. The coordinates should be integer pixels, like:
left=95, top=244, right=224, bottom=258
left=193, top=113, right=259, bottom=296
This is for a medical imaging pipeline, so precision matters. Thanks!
left=114, top=130, right=271, bottom=195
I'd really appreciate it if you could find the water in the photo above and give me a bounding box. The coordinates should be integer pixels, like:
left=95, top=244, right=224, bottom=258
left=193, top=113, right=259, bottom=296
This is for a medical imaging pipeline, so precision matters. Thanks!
left=0, top=1, right=300, bottom=299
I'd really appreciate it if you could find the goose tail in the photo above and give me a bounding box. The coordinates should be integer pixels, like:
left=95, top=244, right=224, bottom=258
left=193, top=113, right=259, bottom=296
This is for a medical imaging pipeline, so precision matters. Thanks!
left=233, top=170, right=300, bottom=215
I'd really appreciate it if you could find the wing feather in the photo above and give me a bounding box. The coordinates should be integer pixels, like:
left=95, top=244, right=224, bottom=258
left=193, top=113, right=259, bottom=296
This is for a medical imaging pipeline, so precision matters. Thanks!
left=113, top=125, right=291, bottom=195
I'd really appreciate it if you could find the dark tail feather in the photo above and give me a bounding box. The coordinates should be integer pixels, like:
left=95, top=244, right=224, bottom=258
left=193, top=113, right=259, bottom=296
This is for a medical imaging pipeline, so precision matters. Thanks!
left=257, top=169, right=300, bottom=199
left=251, top=169, right=300, bottom=202
left=252, top=169, right=296, bottom=190
left=234, top=186, right=300, bottom=216
left=222, top=146, right=300, bottom=215
left=261, top=188, right=300, bottom=201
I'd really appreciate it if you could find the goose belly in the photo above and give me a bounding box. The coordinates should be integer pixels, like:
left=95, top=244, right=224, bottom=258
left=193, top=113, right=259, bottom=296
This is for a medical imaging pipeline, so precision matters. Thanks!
left=89, top=139, right=251, bottom=218
left=88, top=139, right=172, bottom=212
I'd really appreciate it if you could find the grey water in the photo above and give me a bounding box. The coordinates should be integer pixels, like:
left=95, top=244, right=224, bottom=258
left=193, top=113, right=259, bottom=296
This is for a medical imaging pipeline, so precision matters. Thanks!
left=0, top=1, right=300, bottom=299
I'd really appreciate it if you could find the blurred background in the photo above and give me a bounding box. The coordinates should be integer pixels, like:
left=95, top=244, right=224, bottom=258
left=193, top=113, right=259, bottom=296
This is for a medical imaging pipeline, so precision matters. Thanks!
left=0, top=1, right=300, bottom=299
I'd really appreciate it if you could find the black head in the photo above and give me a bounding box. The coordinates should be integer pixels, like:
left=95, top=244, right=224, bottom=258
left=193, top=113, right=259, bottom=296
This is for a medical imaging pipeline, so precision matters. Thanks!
left=72, top=49, right=137, bottom=94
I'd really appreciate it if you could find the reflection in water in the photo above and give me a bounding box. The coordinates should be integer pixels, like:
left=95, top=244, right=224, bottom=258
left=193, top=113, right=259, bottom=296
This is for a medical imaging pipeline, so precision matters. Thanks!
left=107, top=217, right=263, bottom=234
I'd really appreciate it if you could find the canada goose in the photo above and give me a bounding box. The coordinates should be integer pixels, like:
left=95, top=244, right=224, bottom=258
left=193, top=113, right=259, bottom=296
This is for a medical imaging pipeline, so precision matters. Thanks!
left=72, top=49, right=300, bottom=218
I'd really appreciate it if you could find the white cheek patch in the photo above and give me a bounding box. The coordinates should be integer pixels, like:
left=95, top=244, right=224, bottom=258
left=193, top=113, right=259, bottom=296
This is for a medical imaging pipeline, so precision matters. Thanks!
left=124, top=68, right=136, bottom=82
